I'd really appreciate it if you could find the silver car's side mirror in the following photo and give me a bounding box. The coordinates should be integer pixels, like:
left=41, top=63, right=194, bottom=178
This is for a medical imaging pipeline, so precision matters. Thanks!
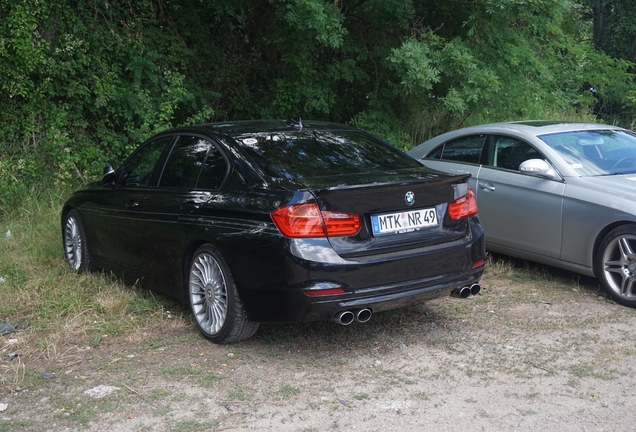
left=519, top=159, right=561, bottom=181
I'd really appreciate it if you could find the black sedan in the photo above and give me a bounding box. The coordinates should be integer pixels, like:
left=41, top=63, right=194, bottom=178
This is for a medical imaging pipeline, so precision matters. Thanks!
left=62, top=119, right=485, bottom=343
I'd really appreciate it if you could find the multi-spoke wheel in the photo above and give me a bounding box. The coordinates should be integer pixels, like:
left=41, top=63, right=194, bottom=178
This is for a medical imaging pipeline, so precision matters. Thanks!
left=188, top=244, right=259, bottom=343
left=597, top=225, right=636, bottom=308
left=63, top=210, right=92, bottom=273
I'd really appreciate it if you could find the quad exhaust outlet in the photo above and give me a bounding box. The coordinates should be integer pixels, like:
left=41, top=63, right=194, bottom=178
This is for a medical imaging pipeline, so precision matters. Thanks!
left=332, top=308, right=372, bottom=325
left=451, top=283, right=481, bottom=299
left=331, top=283, right=480, bottom=326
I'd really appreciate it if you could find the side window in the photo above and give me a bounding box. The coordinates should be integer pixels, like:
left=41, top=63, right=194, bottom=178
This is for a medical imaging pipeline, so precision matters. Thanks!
left=490, top=136, right=542, bottom=171
left=159, top=136, right=212, bottom=189
left=196, top=146, right=228, bottom=190
left=121, top=137, right=173, bottom=187
left=433, top=135, right=486, bottom=163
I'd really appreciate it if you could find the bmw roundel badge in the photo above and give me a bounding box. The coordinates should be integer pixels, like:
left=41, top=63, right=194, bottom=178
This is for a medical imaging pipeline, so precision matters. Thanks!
left=405, top=191, right=415, bottom=206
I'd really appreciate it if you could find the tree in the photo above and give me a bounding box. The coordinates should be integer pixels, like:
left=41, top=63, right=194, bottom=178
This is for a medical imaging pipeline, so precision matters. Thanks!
left=1, top=0, right=635, bottom=214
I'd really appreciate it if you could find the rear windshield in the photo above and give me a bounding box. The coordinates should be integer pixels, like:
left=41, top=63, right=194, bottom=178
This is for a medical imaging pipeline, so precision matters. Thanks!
left=234, top=131, right=421, bottom=179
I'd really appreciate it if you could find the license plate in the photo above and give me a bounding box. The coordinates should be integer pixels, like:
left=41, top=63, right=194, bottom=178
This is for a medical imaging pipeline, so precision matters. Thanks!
left=371, top=207, right=438, bottom=236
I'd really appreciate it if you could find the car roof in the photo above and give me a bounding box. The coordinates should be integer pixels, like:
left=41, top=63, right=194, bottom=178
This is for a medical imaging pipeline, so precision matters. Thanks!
left=161, top=119, right=361, bottom=137
left=477, top=120, right=622, bottom=136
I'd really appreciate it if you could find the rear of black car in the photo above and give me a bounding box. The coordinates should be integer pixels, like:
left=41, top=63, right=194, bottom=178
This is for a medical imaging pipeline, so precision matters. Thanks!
left=220, top=122, right=486, bottom=323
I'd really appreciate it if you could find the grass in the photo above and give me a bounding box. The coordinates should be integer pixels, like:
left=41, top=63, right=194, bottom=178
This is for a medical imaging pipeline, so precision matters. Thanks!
left=1, top=185, right=635, bottom=431
left=278, top=384, right=302, bottom=398
left=0, top=187, right=183, bottom=392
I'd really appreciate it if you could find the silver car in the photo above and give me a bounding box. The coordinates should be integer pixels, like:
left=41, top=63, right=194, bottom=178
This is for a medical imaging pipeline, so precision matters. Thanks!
left=407, top=120, right=636, bottom=308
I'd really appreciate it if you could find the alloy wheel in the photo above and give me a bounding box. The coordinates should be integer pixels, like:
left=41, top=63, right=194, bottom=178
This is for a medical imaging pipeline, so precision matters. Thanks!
left=189, top=253, right=229, bottom=336
left=602, top=233, right=636, bottom=300
left=64, top=215, right=82, bottom=270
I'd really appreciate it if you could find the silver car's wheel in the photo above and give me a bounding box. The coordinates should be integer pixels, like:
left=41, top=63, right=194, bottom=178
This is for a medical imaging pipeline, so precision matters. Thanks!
left=63, top=210, right=92, bottom=273
left=188, top=245, right=259, bottom=343
left=598, top=225, right=636, bottom=307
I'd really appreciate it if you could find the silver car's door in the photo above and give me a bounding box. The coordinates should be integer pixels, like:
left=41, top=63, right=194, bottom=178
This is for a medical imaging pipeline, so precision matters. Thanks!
left=476, top=135, right=565, bottom=258
left=415, top=134, right=487, bottom=192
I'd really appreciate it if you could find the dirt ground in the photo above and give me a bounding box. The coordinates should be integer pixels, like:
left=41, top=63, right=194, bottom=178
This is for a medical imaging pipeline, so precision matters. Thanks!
left=2, top=268, right=636, bottom=431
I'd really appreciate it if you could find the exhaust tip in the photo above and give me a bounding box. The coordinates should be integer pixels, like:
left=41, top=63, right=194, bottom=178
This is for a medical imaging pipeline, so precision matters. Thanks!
left=332, top=311, right=355, bottom=326
left=470, top=283, right=481, bottom=296
left=355, top=308, right=372, bottom=323
left=452, top=286, right=471, bottom=299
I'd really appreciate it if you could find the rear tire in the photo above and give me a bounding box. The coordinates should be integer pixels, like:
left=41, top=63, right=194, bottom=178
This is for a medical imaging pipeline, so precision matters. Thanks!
left=188, top=244, right=259, bottom=343
left=63, top=210, right=93, bottom=273
left=597, top=225, right=636, bottom=308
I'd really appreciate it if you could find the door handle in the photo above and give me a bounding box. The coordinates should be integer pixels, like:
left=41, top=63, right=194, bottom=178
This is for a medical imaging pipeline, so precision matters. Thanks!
left=125, top=200, right=139, bottom=209
left=478, top=182, right=496, bottom=191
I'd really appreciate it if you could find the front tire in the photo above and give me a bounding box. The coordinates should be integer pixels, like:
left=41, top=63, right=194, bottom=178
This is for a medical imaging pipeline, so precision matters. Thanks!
left=597, top=225, right=636, bottom=308
left=188, top=244, right=259, bottom=343
left=63, top=210, right=93, bottom=273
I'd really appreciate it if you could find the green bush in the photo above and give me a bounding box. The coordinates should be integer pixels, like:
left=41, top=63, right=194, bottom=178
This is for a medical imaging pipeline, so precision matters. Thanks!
left=1, top=0, right=635, bottom=215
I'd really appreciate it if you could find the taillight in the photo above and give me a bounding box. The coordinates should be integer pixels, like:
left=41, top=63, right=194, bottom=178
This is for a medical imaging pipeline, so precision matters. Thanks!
left=271, top=203, right=361, bottom=238
left=322, top=211, right=362, bottom=236
left=448, top=187, right=478, bottom=220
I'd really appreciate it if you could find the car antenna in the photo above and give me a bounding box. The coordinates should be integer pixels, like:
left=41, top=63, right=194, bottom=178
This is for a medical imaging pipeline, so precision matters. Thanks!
left=287, top=118, right=303, bottom=131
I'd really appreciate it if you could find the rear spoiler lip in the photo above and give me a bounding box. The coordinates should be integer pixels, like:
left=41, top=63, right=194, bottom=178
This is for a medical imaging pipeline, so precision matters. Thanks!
left=295, top=168, right=471, bottom=192
left=312, top=173, right=471, bottom=192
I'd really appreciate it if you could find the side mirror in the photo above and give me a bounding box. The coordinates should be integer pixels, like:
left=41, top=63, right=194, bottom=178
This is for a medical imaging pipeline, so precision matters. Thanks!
left=519, top=159, right=561, bottom=181
left=102, top=164, right=117, bottom=186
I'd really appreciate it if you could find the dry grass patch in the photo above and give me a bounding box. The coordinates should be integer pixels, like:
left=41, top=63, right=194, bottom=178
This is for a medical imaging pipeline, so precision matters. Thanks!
left=0, top=189, right=185, bottom=391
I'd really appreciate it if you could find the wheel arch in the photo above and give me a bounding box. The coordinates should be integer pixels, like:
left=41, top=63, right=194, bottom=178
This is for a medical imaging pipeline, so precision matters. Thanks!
left=60, top=205, right=75, bottom=229
left=181, top=237, right=227, bottom=298
left=592, top=221, right=636, bottom=277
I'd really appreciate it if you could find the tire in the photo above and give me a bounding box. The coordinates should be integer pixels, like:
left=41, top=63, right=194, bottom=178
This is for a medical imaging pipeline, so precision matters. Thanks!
left=188, top=244, right=259, bottom=343
left=597, top=225, right=636, bottom=308
left=63, top=209, right=93, bottom=273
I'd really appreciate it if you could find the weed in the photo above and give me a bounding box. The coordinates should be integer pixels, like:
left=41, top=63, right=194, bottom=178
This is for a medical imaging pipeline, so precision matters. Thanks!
left=169, top=419, right=220, bottom=431
left=152, top=405, right=173, bottom=417
left=416, top=391, right=433, bottom=401
left=278, top=384, right=301, bottom=398
left=0, top=420, right=34, bottom=431
left=225, top=388, right=248, bottom=401
left=149, top=389, right=173, bottom=400
left=201, top=373, right=224, bottom=388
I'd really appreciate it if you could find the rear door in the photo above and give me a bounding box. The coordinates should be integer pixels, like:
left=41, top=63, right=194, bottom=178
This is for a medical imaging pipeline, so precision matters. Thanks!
left=414, top=134, right=487, bottom=193
left=135, top=135, right=228, bottom=282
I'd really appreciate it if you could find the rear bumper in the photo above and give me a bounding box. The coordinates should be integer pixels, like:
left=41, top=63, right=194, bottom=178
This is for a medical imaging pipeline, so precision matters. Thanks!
left=231, top=217, right=486, bottom=323
left=302, top=267, right=483, bottom=322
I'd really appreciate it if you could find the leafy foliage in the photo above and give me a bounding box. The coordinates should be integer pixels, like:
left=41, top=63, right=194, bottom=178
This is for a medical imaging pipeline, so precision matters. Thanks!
left=0, top=0, right=635, bottom=214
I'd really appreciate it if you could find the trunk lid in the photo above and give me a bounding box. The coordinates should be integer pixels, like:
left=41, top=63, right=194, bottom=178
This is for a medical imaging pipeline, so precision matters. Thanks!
left=299, top=169, right=472, bottom=257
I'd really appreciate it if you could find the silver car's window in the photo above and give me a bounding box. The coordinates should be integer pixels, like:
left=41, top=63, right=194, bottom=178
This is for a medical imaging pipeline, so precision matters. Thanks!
left=489, top=136, right=542, bottom=171
left=539, top=130, right=636, bottom=176
left=428, top=135, right=486, bottom=163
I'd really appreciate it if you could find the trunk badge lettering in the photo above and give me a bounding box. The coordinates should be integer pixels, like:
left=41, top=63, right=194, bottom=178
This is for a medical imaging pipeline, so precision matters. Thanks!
left=405, top=191, right=415, bottom=207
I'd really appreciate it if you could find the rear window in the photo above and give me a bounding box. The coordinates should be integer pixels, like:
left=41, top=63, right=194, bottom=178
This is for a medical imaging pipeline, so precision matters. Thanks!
left=235, top=131, right=421, bottom=179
